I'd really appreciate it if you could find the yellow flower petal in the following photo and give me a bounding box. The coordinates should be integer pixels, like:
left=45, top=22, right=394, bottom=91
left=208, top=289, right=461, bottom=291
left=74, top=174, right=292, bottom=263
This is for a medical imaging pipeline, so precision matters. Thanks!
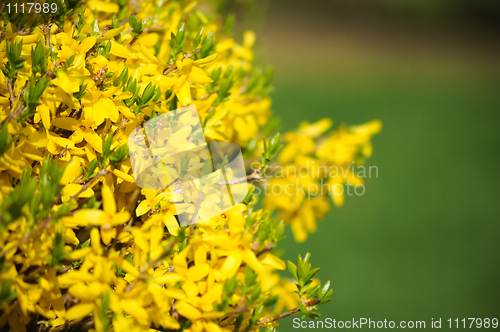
left=99, top=25, right=127, bottom=40
left=242, top=248, right=264, bottom=274
left=56, top=71, right=80, bottom=94
left=82, top=128, right=103, bottom=153
left=94, top=98, right=119, bottom=122
left=102, top=184, right=116, bottom=214
left=87, top=0, right=119, bottom=13
left=66, top=302, right=94, bottom=320
left=73, top=209, right=106, bottom=226
left=175, top=81, right=192, bottom=106
left=186, top=264, right=210, bottom=282
left=137, top=42, right=158, bottom=63
left=188, top=66, right=213, bottom=84
left=65, top=247, right=92, bottom=261
left=110, top=40, right=133, bottom=58
left=63, top=184, right=93, bottom=198
left=39, top=103, right=51, bottom=130
left=220, top=251, right=242, bottom=278
left=194, top=54, right=218, bottom=65
left=164, top=212, right=179, bottom=236
left=120, top=299, right=149, bottom=321
left=69, top=282, right=104, bottom=301
left=112, top=169, right=135, bottom=183
left=52, top=117, right=81, bottom=131
left=176, top=301, right=201, bottom=320
left=260, top=252, right=286, bottom=270
left=79, top=36, right=97, bottom=54
left=136, top=200, right=151, bottom=217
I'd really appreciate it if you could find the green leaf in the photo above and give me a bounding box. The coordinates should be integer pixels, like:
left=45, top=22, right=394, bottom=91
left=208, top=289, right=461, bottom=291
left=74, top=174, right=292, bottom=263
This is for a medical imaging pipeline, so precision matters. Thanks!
left=1, top=168, right=37, bottom=227
left=23, top=75, right=49, bottom=115
left=152, top=86, right=161, bottom=103
left=129, top=16, right=148, bottom=36
left=100, top=292, right=111, bottom=330
left=307, top=311, right=321, bottom=319
left=245, top=269, right=257, bottom=286
left=275, top=221, right=285, bottom=241
left=234, top=314, right=244, bottom=331
left=129, top=16, right=138, bottom=31
left=164, top=89, right=173, bottom=101
left=31, top=41, right=48, bottom=74
left=177, top=23, right=186, bottom=43
left=102, top=133, right=114, bottom=162
left=179, top=153, right=190, bottom=178
left=249, top=304, right=264, bottom=327
left=223, top=14, right=235, bottom=36
left=304, top=252, right=311, bottom=263
left=222, top=276, right=238, bottom=300
left=91, top=19, right=100, bottom=35
left=268, top=132, right=281, bottom=156
left=65, top=53, right=76, bottom=68
left=305, top=267, right=320, bottom=282
left=109, top=144, right=129, bottom=168
left=6, top=40, right=23, bottom=65
left=245, top=208, right=255, bottom=231
left=250, top=284, right=261, bottom=302
left=298, top=302, right=308, bottom=314
left=0, top=124, right=11, bottom=158
left=320, top=296, right=332, bottom=304
left=113, top=65, right=129, bottom=86
left=74, top=82, right=88, bottom=100
left=287, top=260, right=298, bottom=280
left=141, top=82, right=156, bottom=105
left=209, top=66, right=222, bottom=83
left=48, top=230, right=65, bottom=267
left=215, top=67, right=235, bottom=105
left=320, top=280, right=331, bottom=298
left=0, top=280, right=17, bottom=304
left=242, top=186, right=255, bottom=205
left=262, top=295, right=279, bottom=307
left=84, top=158, right=98, bottom=181
left=200, top=31, right=214, bottom=58
left=193, top=28, right=203, bottom=49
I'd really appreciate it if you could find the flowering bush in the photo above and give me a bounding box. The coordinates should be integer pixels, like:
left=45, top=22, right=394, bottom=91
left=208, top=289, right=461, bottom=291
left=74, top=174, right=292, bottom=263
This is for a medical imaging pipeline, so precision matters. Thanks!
left=0, top=1, right=380, bottom=331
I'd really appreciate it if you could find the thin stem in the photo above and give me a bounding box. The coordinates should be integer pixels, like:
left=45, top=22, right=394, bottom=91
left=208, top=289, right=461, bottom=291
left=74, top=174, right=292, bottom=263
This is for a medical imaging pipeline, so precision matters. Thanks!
left=6, top=77, right=14, bottom=108
left=255, top=242, right=274, bottom=257
left=257, top=298, right=321, bottom=325
left=163, top=62, right=177, bottom=75
left=43, top=23, right=52, bottom=48
left=220, top=303, right=252, bottom=327
left=0, top=218, right=50, bottom=259
left=217, top=168, right=263, bottom=185
left=72, top=169, right=110, bottom=199
left=100, top=25, right=111, bottom=37
left=124, top=239, right=177, bottom=292
left=129, top=35, right=139, bottom=46
left=50, top=314, right=93, bottom=332
left=0, top=80, right=28, bottom=130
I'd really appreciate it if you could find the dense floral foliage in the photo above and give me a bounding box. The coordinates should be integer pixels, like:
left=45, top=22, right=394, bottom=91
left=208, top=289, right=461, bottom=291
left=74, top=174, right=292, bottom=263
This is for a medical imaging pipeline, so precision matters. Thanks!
left=0, top=0, right=380, bottom=331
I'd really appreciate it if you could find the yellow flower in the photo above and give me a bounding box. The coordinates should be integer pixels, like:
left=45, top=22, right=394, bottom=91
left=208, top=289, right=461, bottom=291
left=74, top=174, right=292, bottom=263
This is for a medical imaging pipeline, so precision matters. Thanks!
left=0, top=0, right=380, bottom=330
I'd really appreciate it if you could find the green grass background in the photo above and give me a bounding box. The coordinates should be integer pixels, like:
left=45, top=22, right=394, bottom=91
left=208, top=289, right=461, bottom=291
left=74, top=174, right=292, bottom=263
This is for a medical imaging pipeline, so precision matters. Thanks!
left=256, top=2, right=500, bottom=329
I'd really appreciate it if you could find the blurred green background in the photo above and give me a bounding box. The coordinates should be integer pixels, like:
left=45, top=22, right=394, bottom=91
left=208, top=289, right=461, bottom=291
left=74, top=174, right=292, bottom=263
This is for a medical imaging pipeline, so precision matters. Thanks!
left=252, top=0, right=500, bottom=330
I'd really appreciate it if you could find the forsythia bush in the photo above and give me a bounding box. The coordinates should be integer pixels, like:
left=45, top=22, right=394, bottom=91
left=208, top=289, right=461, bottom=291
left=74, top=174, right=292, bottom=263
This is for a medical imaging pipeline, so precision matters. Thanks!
left=0, top=0, right=381, bottom=331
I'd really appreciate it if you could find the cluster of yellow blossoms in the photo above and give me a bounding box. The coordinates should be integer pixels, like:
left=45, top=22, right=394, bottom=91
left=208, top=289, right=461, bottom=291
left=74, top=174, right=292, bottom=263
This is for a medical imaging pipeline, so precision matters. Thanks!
left=263, top=119, right=381, bottom=242
left=0, top=0, right=379, bottom=331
